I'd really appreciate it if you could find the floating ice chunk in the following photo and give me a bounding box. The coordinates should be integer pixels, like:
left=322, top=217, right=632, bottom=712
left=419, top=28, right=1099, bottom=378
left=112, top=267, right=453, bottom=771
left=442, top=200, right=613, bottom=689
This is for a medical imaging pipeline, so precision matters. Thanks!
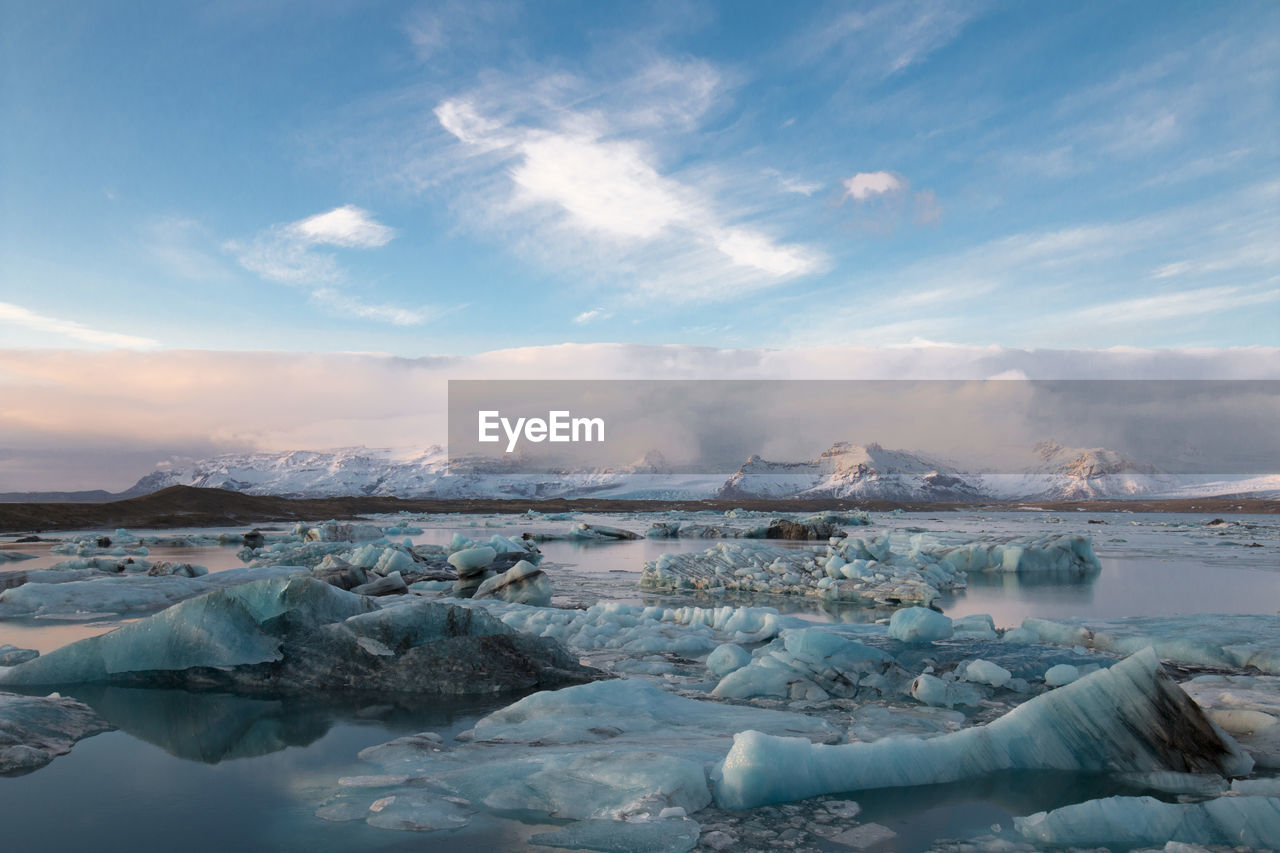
left=828, top=823, right=897, bottom=849
left=0, top=691, right=113, bottom=775
left=952, top=614, right=998, bottom=641
left=475, top=600, right=790, bottom=660
left=1000, top=627, right=1039, bottom=644
left=0, top=552, right=36, bottom=563
left=888, top=607, right=953, bottom=643
left=1015, top=795, right=1280, bottom=848
left=640, top=538, right=962, bottom=608
left=468, top=678, right=835, bottom=746
left=712, top=628, right=899, bottom=702
left=365, top=792, right=472, bottom=831
left=848, top=704, right=964, bottom=742
left=909, top=673, right=981, bottom=708
left=303, top=522, right=385, bottom=543
left=1044, top=664, right=1079, bottom=687
left=529, top=818, right=700, bottom=853
left=962, top=659, right=1012, bottom=688
left=706, top=644, right=751, bottom=677
left=0, top=645, right=38, bottom=666
left=0, top=563, right=306, bottom=621
left=1181, top=674, right=1280, bottom=768
left=0, top=577, right=595, bottom=695
left=1024, top=614, right=1280, bottom=674
left=447, top=546, right=497, bottom=571
left=472, top=560, right=553, bottom=607
left=926, top=533, right=1100, bottom=574
left=569, top=523, right=642, bottom=541
left=1233, top=777, right=1280, bottom=796
left=714, top=648, right=1253, bottom=809
left=321, top=678, right=837, bottom=834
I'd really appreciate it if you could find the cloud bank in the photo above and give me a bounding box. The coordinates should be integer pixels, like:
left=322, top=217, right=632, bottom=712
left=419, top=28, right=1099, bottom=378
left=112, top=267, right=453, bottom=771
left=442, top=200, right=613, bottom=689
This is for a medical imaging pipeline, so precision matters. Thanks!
left=1, top=343, right=1277, bottom=490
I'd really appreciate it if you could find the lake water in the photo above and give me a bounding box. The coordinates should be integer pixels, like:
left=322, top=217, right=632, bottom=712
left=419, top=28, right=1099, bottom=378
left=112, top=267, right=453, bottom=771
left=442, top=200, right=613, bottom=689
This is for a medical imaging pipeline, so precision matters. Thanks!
left=1, top=509, right=1277, bottom=851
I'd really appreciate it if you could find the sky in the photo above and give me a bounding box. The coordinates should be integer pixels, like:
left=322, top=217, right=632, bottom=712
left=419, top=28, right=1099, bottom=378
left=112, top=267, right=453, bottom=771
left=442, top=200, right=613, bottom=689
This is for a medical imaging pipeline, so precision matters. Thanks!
left=1, top=1, right=1278, bottom=488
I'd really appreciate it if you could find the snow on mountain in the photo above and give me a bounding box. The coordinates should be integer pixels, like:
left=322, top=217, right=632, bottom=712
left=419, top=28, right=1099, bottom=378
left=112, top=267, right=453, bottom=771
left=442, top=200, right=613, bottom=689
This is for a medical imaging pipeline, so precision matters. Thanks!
left=716, top=442, right=988, bottom=501
left=126, top=440, right=1278, bottom=502
left=130, top=446, right=722, bottom=500
left=978, top=441, right=1179, bottom=501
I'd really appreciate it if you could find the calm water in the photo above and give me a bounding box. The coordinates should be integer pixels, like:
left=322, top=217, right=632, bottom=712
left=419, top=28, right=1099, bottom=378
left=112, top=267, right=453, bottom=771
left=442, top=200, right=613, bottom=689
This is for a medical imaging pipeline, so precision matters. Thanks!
left=1, top=510, right=1277, bottom=852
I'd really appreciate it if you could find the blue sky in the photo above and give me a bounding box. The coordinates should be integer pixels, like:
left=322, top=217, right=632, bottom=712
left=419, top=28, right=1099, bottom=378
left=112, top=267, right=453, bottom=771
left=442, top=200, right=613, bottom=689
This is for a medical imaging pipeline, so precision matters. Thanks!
left=2, top=0, right=1278, bottom=357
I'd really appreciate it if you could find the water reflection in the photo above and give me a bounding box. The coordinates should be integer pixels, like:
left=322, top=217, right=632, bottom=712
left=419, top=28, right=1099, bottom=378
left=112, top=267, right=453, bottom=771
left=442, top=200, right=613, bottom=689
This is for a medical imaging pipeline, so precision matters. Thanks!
left=851, top=770, right=1172, bottom=852
left=9, top=684, right=515, bottom=766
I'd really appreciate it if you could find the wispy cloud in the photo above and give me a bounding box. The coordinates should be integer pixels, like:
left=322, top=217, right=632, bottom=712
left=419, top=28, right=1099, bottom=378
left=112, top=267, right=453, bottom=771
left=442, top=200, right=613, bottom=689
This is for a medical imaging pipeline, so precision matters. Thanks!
left=0, top=302, right=158, bottom=349
left=1065, top=283, right=1280, bottom=325
left=412, top=57, right=828, bottom=304
left=572, top=308, right=612, bottom=324
left=796, top=0, right=986, bottom=79
left=226, top=206, right=437, bottom=325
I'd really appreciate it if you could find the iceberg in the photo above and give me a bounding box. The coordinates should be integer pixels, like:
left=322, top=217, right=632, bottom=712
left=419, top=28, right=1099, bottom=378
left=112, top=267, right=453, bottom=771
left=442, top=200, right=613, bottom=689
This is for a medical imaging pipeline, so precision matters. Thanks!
left=926, top=532, right=1100, bottom=574
left=315, top=678, right=837, bottom=834
left=1181, top=674, right=1280, bottom=768
left=1024, top=614, right=1280, bottom=674
left=710, top=628, right=901, bottom=702
left=0, top=691, right=113, bottom=776
left=0, top=565, right=307, bottom=620
left=641, top=536, right=966, bottom=608
left=1015, top=794, right=1280, bottom=848
left=472, top=560, right=553, bottom=607
left=0, top=577, right=597, bottom=695
left=714, top=648, right=1253, bottom=809
left=887, top=606, right=953, bottom=642
left=473, top=600, right=789, bottom=662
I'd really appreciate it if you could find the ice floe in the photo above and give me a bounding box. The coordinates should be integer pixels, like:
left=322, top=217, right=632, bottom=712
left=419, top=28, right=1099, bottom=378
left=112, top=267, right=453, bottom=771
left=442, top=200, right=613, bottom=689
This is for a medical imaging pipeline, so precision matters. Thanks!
left=314, top=678, right=837, bottom=835
left=1024, top=614, right=1280, bottom=674
left=1015, top=794, right=1280, bottom=848
left=714, top=648, right=1252, bottom=809
left=0, top=691, right=113, bottom=776
left=0, top=565, right=306, bottom=619
left=641, top=532, right=1101, bottom=609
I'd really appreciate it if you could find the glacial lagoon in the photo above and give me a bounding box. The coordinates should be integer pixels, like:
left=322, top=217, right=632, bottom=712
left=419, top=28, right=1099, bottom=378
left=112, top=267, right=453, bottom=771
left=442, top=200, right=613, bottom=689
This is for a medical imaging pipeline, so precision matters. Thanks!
left=1, top=509, right=1277, bottom=852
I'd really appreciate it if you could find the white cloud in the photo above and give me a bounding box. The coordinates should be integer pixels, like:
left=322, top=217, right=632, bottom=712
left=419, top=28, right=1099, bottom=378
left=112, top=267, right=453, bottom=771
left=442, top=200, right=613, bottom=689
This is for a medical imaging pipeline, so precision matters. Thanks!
left=509, top=132, right=688, bottom=240
left=287, top=205, right=396, bottom=248
left=3, top=343, right=1277, bottom=489
left=424, top=61, right=827, bottom=304
left=227, top=206, right=435, bottom=325
left=572, top=308, right=611, bottom=324
left=0, top=302, right=158, bottom=350
left=842, top=171, right=905, bottom=201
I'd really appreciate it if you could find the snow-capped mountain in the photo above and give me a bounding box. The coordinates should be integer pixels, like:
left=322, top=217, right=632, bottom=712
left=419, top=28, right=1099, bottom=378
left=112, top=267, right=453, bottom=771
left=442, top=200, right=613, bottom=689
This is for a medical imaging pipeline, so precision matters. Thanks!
left=130, top=446, right=723, bottom=500
left=978, top=441, right=1179, bottom=501
left=124, top=441, right=1277, bottom=502
left=716, top=442, right=988, bottom=501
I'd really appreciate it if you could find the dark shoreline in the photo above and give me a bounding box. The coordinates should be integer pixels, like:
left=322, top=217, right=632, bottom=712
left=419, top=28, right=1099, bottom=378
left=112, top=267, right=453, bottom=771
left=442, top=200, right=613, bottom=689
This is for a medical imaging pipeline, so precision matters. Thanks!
left=0, top=485, right=1276, bottom=534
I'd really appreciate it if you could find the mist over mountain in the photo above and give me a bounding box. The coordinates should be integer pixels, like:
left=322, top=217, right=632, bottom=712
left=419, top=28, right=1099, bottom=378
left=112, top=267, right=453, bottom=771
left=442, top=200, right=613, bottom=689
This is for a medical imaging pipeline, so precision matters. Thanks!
left=61, top=440, right=1275, bottom=504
